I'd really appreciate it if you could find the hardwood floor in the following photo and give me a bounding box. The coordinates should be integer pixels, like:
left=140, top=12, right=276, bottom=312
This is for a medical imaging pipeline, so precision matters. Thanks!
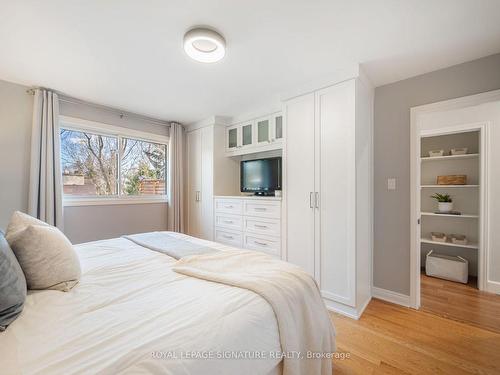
left=330, top=299, right=500, bottom=374
left=421, top=273, right=500, bottom=333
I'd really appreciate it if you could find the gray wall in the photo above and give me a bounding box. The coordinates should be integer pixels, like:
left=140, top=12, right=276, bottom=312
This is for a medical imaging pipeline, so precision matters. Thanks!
left=64, top=203, right=167, bottom=244
left=373, top=53, right=500, bottom=295
left=0, top=80, right=33, bottom=230
left=0, top=78, right=170, bottom=243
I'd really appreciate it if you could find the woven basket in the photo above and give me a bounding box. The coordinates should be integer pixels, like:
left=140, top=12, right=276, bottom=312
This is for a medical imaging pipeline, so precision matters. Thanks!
left=437, top=175, right=467, bottom=185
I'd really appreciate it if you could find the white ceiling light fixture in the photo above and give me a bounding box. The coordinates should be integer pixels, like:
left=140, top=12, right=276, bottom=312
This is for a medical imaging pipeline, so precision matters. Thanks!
left=183, top=27, right=226, bottom=63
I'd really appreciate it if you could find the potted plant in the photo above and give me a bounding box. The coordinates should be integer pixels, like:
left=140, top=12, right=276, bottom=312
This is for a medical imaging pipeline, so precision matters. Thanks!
left=431, top=193, right=453, bottom=213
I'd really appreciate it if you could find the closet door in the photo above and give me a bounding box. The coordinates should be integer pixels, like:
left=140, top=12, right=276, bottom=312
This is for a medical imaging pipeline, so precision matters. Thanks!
left=285, top=93, right=316, bottom=276
left=186, top=129, right=202, bottom=237
left=199, top=126, right=214, bottom=240
left=316, top=80, right=356, bottom=306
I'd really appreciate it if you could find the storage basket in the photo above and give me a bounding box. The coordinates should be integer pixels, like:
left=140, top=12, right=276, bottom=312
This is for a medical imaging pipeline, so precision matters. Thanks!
left=431, top=232, right=447, bottom=242
left=450, top=148, right=468, bottom=156
left=450, top=234, right=468, bottom=245
left=428, top=150, right=444, bottom=157
left=437, top=175, right=467, bottom=185
left=425, top=250, right=468, bottom=283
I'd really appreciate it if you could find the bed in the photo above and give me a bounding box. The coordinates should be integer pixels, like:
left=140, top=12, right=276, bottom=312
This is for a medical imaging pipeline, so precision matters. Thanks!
left=1, top=232, right=333, bottom=375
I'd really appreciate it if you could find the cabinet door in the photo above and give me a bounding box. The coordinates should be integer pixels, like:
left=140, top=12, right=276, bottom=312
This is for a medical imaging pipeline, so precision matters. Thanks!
left=256, top=116, right=271, bottom=146
left=271, top=113, right=283, bottom=143
left=200, top=126, right=214, bottom=240
left=241, top=121, right=254, bottom=149
left=285, top=94, right=316, bottom=276
left=186, top=130, right=202, bottom=237
left=316, top=80, right=356, bottom=307
left=226, top=125, right=240, bottom=153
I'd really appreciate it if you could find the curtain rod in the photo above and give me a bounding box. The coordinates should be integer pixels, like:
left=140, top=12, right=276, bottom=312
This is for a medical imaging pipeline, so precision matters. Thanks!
left=26, top=87, right=174, bottom=127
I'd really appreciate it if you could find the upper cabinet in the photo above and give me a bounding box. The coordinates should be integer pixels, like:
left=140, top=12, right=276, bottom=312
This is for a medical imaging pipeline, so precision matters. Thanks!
left=225, top=112, right=283, bottom=156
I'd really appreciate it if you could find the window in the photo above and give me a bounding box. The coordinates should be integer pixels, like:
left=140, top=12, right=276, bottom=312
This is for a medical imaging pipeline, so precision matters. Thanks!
left=60, top=117, right=169, bottom=204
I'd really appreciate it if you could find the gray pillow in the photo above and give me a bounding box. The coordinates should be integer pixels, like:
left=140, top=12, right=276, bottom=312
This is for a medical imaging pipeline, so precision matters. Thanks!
left=9, top=225, right=81, bottom=291
left=0, top=230, right=27, bottom=331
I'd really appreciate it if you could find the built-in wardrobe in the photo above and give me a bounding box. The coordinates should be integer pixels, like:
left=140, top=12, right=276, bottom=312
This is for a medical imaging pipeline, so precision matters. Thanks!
left=185, top=119, right=239, bottom=240
left=284, top=74, right=374, bottom=318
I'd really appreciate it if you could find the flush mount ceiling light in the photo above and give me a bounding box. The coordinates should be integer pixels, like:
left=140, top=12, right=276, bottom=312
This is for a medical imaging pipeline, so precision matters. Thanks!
left=183, top=27, right=226, bottom=63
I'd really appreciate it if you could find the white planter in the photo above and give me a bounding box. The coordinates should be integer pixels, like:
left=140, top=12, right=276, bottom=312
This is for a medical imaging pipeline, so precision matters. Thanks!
left=438, top=202, right=453, bottom=212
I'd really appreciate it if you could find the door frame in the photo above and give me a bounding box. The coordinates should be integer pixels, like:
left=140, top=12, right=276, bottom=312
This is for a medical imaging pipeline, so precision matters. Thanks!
left=410, top=89, right=500, bottom=309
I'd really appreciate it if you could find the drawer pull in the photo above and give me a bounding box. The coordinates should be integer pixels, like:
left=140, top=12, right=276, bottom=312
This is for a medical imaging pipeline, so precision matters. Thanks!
left=225, top=205, right=234, bottom=209
left=254, top=207, right=267, bottom=211
left=254, top=224, right=268, bottom=229
left=224, top=220, right=234, bottom=224
left=222, top=235, right=234, bottom=239
left=254, top=240, right=268, bottom=246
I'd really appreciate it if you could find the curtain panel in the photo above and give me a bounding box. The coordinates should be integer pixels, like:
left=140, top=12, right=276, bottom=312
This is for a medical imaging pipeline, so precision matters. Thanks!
left=168, top=122, right=185, bottom=232
left=28, top=89, right=63, bottom=229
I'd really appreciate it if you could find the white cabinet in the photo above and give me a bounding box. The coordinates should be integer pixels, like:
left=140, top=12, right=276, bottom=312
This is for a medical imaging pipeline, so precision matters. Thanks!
left=214, top=196, right=282, bottom=257
left=225, top=112, right=283, bottom=156
left=186, top=122, right=240, bottom=241
left=186, top=127, right=213, bottom=240
left=284, top=76, right=373, bottom=318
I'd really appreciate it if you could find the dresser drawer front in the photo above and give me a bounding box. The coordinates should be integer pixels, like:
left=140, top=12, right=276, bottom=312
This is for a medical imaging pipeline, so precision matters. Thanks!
left=215, top=229, right=243, bottom=248
left=215, top=214, right=243, bottom=231
left=244, top=234, right=280, bottom=257
left=215, top=199, right=243, bottom=215
left=243, top=200, right=281, bottom=218
left=244, top=217, right=281, bottom=237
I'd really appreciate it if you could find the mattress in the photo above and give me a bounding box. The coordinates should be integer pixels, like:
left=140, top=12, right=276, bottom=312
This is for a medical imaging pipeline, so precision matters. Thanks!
left=0, top=233, right=282, bottom=375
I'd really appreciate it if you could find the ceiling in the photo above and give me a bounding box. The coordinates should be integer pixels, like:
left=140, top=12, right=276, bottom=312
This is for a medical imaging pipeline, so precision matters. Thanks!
left=1, top=0, right=499, bottom=124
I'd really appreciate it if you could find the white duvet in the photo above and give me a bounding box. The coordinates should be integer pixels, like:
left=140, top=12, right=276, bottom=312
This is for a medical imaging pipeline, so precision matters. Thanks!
left=0, top=234, right=282, bottom=375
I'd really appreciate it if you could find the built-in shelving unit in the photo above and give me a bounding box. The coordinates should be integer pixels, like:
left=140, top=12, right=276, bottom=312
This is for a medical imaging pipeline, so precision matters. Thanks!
left=421, top=184, right=479, bottom=188
left=420, top=212, right=479, bottom=218
left=419, top=130, right=481, bottom=282
left=421, top=238, right=479, bottom=249
left=421, top=153, right=479, bottom=162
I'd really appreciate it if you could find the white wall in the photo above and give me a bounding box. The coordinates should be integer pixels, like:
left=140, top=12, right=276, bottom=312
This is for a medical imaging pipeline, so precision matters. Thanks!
left=0, top=79, right=33, bottom=230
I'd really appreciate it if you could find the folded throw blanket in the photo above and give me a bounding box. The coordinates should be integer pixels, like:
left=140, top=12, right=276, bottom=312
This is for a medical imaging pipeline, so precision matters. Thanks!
left=173, top=250, right=336, bottom=375
left=123, top=232, right=216, bottom=259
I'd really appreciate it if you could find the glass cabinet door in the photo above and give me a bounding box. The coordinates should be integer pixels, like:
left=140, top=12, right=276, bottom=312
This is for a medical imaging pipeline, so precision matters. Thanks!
left=257, top=118, right=270, bottom=144
left=273, top=114, right=283, bottom=142
left=242, top=123, right=253, bottom=147
left=227, top=126, right=239, bottom=151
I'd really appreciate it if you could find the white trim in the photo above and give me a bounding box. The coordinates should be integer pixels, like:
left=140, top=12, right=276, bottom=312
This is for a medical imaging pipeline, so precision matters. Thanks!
left=372, top=287, right=410, bottom=307
left=59, top=115, right=170, bottom=144
left=64, top=196, right=168, bottom=207
left=323, top=296, right=371, bottom=320
left=409, top=89, right=500, bottom=309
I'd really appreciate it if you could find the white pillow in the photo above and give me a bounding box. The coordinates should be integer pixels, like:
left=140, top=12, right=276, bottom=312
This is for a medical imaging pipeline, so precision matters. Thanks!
left=5, top=211, right=48, bottom=242
left=8, top=224, right=81, bottom=292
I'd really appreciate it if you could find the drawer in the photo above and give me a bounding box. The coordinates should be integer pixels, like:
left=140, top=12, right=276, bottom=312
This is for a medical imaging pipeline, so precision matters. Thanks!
left=244, top=217, right=281, bottom=237
left=215, top=199, right=243, bottom=215
left=215, top=228, right=243, bottom=248
left=215, top=213, right=243, bottom=231
left=244, top=234, right=281, bottom=257
left=243, top=200, right=281, bottom=219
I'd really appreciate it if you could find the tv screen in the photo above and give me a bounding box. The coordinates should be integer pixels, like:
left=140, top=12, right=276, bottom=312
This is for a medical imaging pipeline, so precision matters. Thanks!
left=241, top=157, right=282, bottom=194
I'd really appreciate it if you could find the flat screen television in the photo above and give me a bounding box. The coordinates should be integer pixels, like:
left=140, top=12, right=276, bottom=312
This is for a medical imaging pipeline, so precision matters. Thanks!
left=241, top=157, right=282, bottom=195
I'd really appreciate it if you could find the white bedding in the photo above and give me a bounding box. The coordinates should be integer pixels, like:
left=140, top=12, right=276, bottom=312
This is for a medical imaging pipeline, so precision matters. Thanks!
left=0, top=233, right=282, bottom=375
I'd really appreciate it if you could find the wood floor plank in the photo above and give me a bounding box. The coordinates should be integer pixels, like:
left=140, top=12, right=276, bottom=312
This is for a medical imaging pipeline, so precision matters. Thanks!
left=330, top=299, right=500, bottom=374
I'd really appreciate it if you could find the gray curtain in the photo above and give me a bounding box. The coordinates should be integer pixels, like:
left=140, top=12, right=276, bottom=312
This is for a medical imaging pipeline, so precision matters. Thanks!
left=28, top=89, right=63, bottom=229
left=167, top=122, right=185, bottom=232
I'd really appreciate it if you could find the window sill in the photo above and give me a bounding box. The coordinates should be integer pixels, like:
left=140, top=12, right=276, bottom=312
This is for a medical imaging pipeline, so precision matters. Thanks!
left=63, top=196, right=168, bottom=207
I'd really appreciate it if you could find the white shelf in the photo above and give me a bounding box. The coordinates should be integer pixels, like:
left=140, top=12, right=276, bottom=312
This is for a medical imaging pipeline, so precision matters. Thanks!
left=421, top=185, right=479, bottom=188
left=421, top=212, right=479, bottom=218
left=421, top=153, right=479, bottom=162
left=421, top=238, right=478, bottom=249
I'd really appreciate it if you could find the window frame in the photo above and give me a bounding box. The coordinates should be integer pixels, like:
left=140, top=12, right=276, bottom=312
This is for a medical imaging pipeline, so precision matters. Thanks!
left=60, top=116, right=169, bottom=206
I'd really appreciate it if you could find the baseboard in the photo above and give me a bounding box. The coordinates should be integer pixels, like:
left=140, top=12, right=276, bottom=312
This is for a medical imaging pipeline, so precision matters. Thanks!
left=486, top=280, right=500, bottom=295
left=323, top=296, right=371, bottom=320
left=372, top=287, right=410, bottom=307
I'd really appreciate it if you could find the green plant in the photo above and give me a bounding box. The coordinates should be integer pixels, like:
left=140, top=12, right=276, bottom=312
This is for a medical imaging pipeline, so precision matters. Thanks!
left=430, top=193, right=452, bottom=203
